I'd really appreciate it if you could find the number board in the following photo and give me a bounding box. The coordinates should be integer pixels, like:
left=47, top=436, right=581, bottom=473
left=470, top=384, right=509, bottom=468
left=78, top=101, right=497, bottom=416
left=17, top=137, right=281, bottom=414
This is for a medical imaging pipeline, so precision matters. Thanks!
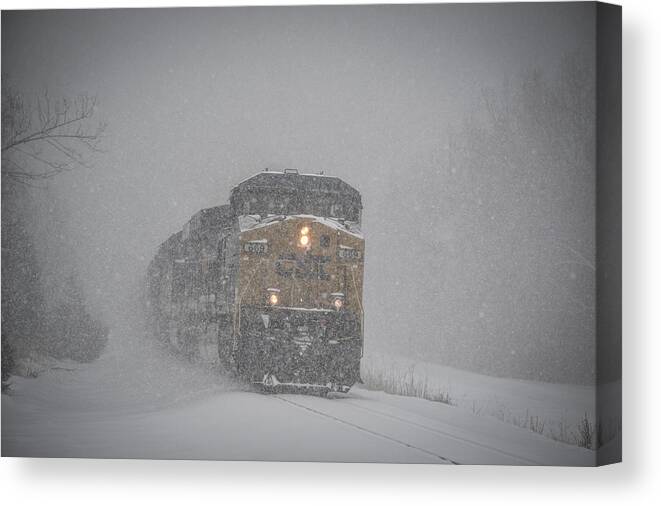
left=337, top=247, right=361, bottom=261
left=243, top=242, right=268, bottom=255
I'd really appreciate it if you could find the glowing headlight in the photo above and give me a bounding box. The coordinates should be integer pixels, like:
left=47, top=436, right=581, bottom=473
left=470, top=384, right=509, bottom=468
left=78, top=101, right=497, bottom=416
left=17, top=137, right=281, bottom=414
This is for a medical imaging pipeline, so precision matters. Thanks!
left=298, top=225, right=311, bottom=247
left=267, top=288, right=280, bottom=306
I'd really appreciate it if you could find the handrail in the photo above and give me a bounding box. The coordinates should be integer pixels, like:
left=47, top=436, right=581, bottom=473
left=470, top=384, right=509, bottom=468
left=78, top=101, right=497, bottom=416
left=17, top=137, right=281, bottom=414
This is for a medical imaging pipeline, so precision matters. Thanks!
left=350, top=267, right=365, bottom=357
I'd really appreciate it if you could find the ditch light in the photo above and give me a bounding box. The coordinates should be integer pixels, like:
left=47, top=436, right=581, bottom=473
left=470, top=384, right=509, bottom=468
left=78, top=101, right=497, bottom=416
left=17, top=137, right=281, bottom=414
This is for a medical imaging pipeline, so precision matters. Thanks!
left=267, top=287, right=280, bottom=306
left=331, top=292, right=345, bottom=311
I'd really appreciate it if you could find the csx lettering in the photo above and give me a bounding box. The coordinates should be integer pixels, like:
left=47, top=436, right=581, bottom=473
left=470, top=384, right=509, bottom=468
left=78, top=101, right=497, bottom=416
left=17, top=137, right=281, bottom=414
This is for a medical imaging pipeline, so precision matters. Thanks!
left=275, top=253, right=330, bottom=280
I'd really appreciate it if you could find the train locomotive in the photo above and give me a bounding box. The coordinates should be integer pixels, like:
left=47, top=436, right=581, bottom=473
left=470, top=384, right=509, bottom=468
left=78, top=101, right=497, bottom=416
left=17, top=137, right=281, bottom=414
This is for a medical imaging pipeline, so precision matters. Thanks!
left=146, top=169, right=365, bottom=395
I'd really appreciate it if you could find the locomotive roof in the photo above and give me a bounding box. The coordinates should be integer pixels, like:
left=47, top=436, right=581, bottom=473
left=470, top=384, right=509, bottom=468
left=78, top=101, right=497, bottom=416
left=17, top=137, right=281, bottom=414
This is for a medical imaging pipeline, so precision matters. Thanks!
left=232, top=170, right=361, bottom=202
left=186, top=205, right=232, bottom=230
left=239, top=214, right=363, bottom=239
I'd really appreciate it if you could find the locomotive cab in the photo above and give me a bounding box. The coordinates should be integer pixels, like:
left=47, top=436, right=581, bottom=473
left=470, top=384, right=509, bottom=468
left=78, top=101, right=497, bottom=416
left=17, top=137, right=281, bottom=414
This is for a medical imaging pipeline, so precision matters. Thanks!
left=227, top=170, right=365, bottom=394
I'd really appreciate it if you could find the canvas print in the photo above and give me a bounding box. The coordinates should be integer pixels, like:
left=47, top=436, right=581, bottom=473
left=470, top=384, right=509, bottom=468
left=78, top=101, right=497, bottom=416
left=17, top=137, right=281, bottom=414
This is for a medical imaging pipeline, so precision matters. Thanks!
left=1, top=2, right=621, bottom=465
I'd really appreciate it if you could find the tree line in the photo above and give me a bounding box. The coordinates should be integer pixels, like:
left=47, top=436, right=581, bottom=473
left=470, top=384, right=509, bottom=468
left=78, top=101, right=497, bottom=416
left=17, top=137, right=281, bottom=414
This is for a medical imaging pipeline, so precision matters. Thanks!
left=2, top=77, right=107, bottom=391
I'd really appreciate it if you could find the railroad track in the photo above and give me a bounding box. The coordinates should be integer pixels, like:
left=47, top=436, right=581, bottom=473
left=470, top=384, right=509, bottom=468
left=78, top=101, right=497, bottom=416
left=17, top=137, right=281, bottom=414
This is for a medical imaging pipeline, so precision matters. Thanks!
left=340, top=397, right=542, bottom=465
left=273, top=394, right=460, bottom=464
left=274, top=393, right=543, bottom=465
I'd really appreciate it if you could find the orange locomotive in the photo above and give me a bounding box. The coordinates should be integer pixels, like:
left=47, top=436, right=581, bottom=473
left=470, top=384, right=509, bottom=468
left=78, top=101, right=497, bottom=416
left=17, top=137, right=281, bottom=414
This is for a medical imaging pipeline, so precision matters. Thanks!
left=146, top=169, right=364, bottom=394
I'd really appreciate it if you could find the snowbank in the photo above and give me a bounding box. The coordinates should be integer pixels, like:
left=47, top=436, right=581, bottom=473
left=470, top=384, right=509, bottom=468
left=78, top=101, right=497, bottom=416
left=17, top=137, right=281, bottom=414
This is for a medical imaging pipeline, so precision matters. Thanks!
left=361, top=352, right=621, bottom=450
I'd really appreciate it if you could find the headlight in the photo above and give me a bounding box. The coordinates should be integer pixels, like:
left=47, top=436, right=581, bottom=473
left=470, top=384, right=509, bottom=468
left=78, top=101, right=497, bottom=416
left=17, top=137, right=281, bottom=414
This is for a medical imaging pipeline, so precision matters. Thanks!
left=298, top=225, right=310, bottom=247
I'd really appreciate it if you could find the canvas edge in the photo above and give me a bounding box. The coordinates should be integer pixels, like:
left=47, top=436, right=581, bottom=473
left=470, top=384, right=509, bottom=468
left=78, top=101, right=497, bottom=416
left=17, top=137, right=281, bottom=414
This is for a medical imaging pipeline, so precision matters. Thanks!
left=595, top=1, right=622, bottom=466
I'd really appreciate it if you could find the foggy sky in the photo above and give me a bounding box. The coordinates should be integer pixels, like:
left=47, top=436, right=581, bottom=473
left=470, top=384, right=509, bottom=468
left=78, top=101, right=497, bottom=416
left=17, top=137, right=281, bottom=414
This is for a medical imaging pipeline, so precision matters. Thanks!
left=2, top=3, right=597, bottom=383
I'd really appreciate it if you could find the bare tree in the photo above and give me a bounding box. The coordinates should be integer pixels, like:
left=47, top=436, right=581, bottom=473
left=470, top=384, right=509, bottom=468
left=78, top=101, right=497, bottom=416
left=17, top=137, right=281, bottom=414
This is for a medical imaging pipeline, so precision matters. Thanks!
left=2, top=79, right=107, bottom=378
left=2, top=80, right=105, bottom=185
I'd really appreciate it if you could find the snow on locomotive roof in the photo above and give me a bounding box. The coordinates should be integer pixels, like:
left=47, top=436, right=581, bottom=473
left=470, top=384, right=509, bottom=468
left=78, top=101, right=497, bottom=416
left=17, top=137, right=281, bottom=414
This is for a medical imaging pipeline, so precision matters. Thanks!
left=232, top=170, right=361, bottom=197
left=239, top=214, right=363, bottom=239
left=234, top=169, right=335, bottom=187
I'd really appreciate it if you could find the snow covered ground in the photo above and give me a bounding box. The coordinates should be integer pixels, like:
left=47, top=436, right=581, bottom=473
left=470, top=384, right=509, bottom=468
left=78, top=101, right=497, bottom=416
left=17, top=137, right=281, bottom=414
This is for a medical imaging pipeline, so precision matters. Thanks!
left=361, top=353, right=621, bottom=450
left=2, top=325, right=597, bottom=465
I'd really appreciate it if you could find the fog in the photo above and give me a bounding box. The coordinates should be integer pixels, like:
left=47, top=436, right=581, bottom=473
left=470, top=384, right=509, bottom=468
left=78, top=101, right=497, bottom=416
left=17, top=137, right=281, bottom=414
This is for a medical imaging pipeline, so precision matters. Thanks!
left=2, top=4, right=597, bottom=384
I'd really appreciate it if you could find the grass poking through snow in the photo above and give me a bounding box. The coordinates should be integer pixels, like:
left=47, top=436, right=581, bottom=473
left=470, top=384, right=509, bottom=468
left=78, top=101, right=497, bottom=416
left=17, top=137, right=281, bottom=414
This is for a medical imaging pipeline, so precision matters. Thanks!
left=360, top=363, right=454, bottom=406
left=360, top=357, right=620, bottom=451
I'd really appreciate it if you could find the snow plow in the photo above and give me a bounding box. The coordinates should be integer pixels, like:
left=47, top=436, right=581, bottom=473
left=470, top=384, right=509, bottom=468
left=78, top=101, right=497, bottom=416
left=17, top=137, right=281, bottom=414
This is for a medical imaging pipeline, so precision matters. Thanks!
left=146, top=169, right=364, bottom=395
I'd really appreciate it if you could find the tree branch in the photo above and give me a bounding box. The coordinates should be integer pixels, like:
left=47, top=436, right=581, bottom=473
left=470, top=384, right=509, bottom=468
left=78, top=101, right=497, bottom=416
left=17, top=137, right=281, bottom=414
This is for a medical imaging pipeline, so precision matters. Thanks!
left=2, top=84, right=103, bottom=184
